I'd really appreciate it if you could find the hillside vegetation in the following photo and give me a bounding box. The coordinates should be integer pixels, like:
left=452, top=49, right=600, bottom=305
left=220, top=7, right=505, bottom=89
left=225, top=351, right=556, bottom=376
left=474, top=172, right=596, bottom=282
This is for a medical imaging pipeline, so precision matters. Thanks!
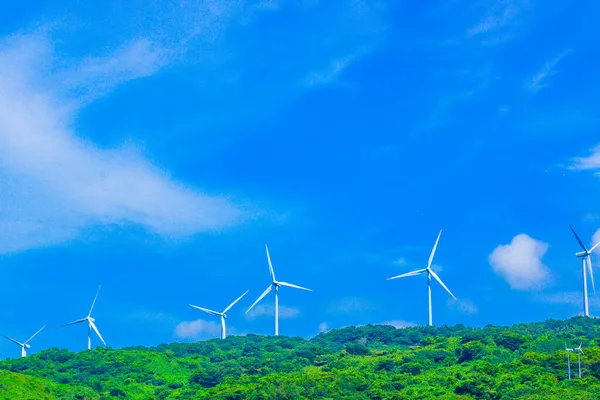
left=1, top=318, right=600, bottom=399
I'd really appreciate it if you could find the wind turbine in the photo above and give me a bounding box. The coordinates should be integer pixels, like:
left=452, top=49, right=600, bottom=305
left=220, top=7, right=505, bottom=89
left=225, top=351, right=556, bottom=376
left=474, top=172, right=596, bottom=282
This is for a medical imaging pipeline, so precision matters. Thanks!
left=246, top=245, right=312, bottom=336
left=569, top=225, right=600, bottom=317
left=58, top=285, right=106, bottom=350
left=566, top=345, right=574, bottom=379
left=190, top=290, right=249, bottom=339
left=386, top=229, right=457, bottom=326
left=1, top=325, right=46, bottom=357
left=576, top=342, right=584, bottom=378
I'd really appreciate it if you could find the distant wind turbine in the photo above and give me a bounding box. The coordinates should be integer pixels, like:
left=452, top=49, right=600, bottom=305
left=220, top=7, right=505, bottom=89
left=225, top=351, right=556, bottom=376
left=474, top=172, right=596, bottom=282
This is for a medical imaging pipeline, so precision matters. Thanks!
left=576, top=342, right=584, bottom=378
left=1, top=325, right=46, bottom=357
left=190, top=290, right=249, bottom=339
left=386, top=229, right=457, bottom=326
left=569, top=225, right=600, bottom=317
left=566, top=345, right=574, bottom=379
left=58, top=285, right=106, bottom=350
left=246, top=245, right=312, bottom=336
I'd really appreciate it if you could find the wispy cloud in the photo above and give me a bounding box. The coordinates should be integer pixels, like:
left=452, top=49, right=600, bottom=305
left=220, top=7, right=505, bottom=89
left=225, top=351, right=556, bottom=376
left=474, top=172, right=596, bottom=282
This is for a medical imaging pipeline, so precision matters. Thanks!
left=318, top=322, right=329, bottom=333
left=570, top=144, right=600, bottom=174
left=379, top=320, right=418, bottom=329
left=525, top=51, right=571, bottom=93
left=489, top=234, right=550, bottom=290
left=245, top=305, right=300, bottom=319
left=594, top=230, right=600, bottom=254
left=304, top=54, right=358, bottom=87
left=537, top=291, right=600, bottom=309
left=328, top=297, right=376, bottom=314
left=0, top=33, right=245, bottom=253
left=447, top=298, right=479, bottom=315
left=467, top=0, right=523, bottom=37
left=302, top=0, right=387, bottom=88
left=393, top=258, right=409, bottom=267
left=174, top=319, right=222, bottom=339
left=128, top=310, right=178, bottom=325
left=60, top=38, right=168, bottom=102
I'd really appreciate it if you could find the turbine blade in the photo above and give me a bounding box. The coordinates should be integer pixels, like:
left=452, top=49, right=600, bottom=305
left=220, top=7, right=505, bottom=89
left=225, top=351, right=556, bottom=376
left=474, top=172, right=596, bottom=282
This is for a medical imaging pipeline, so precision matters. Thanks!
left=586, top=256, right=596, bottom=294
left=88, top=285, right=102, bottom=317
left=277, top=281, right=312, bottom=291
left=427, top=229, right=443, bottom=270
left=246, top=285, right=272, bottom=314
left=189, top=305, right=221, bottom=316
left=590, top=242, right=600, bottom=253
left=429, top=269, right=456, bottom=300
left=223, top=290, right=249, bottom=314
left=386, top=269, right=427, bottom=280
left=266, top=244, right=276, bottom=282
left=24, top=325, right=46, bottom=345
left=569, top=225, right=589, bottom=252
left=1, top=335, right=23, bottom=346
left=58, top=318, right=87, bottom=328
left=89, top=321, right=106, bottom=346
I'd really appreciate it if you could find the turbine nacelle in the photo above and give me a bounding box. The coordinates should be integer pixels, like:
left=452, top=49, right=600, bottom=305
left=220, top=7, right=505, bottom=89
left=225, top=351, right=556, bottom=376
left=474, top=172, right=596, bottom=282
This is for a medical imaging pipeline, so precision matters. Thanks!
left=190, top=290, right=249, bottom=340
left=59, top=285, right=106, bottom=350
left=576, top=251, right=588, bottom=258
left=1, top=325, right=46, bottom=357
left=245, top=244, right=312, bottom=336
left=386, top=229, right=456, bottom=326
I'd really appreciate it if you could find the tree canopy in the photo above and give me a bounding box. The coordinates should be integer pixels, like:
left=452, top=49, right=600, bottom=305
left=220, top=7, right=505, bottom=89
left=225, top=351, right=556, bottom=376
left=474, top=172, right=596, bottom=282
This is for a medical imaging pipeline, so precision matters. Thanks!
left=1, top=317, right=599, bottom=399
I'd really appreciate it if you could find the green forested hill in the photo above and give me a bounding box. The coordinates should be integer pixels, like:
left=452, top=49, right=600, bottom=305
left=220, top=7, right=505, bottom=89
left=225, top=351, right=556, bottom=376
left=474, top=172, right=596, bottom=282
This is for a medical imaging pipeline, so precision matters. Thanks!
left=1, top=317, right=600, bottom=399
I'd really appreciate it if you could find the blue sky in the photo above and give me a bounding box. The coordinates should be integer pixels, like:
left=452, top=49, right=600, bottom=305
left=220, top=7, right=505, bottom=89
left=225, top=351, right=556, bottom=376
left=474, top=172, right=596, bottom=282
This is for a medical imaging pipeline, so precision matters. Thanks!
left=1, top=0, right=600, bottom=358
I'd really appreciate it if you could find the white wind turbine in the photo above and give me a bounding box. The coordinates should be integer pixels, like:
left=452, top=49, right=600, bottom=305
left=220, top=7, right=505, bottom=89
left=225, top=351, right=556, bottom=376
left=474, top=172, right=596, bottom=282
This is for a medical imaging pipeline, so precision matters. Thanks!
left=386, top=229, right=456, bottom=326
left=190, top=290, right=249, bottom=339
left=569, top=225, right=600, bottom=317
left=566, top=345, right=574, bottom=379
left=58, top=285, right=106, bottom=350
left=246, top=245, right=312, bottom=336
left=1, top=325, right=46, bottom=358
left=576, top=342, right=584, bottom=378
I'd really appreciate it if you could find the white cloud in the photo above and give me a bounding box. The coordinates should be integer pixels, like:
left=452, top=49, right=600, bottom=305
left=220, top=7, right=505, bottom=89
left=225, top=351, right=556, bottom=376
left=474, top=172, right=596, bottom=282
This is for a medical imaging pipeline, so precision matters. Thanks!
left=245, top=305, right=300, bottom=319
left=393, top=258, right=408, bottom=267
left=305, top=54, right=358, bottom=87
left=447, top=298, right=479, bottom=315
left=129, top=311, right=177, bottom=324
left=537, top=291, right=600, bottom=309
left=328, top=297, right=376, bottom=314
left=318, top=322, right=329, bottom=333
left=594, top=230, right=600, bottom=254
left=0, top=33, right=244, bottom=253
left=60, top=38, right=168, bottom=102
left=489, top=234, right=550, bottom=290
left=174, top=319, right=222, bottom=339
left=467, top=0, right=521, bottom=37
left=570, top=144, right=600, bottom=173
left=379, top=320, right=417, bottom=329
left=525, top=51, right=571, bottom=93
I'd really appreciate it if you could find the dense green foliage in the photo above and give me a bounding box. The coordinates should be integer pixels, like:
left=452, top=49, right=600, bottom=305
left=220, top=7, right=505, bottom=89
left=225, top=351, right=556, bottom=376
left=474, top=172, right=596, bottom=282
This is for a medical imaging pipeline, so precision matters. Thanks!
left=1, top=317, right=600, bottom=399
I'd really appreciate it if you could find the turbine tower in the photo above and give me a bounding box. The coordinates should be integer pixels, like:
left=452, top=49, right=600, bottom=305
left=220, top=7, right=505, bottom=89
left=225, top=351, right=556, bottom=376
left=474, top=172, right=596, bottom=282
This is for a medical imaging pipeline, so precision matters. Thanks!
left=1, top=325, right=46, bottom=357
left=569, top=225, right=600, bottom=317
left=386, top=229, right=457, bottom=326
left=576, top=342, right=584, bottom=378
left=566, top=345, right=574, bottom=379
left=246, top=245, right=312, bottom=336
left=190, top=290, right=249, bottom=339
left=58, top=285, right=106, bottom=350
